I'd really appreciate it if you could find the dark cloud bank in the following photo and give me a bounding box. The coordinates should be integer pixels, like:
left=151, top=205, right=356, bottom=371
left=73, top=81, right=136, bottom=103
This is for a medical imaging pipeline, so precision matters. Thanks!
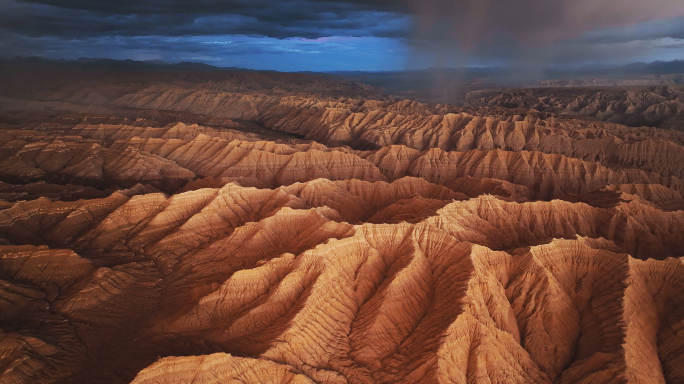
left=0, top=0, right=683, bottom=71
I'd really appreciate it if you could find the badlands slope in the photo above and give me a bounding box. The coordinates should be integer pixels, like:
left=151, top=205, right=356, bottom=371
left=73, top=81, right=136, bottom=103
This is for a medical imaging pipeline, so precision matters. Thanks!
left=467, top=86, right=684, bottom=131
left=1, top=67, right=684, bottom=384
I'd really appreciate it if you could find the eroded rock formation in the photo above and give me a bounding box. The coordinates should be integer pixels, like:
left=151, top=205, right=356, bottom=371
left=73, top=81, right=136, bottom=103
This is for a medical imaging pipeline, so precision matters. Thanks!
left=467, top=86, right=684, bottom=131
left=1, top=68, right=683, bottom=384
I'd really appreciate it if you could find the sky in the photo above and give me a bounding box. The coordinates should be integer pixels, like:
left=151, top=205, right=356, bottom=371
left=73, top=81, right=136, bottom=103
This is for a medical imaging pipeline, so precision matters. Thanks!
left=0, top=0, right=683, bottom=72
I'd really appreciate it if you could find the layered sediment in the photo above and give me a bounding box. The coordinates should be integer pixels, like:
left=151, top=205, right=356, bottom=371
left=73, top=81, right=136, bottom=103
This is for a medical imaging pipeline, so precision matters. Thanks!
left=1, top=70, right=683, bottom=384
left=466, top=86, right=684, bottom=130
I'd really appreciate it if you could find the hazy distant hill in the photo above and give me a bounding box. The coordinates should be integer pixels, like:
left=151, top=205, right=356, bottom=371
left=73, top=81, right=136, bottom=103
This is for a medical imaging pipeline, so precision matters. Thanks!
left=4, top=56, right=256, bottom=72
left=329, top=60, right=684, bottom=104
left=5, top=57, right=683, bottom=105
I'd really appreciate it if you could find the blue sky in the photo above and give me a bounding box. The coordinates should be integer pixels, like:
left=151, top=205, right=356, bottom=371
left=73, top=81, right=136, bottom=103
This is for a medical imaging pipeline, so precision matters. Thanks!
left=0, top=34, right=411, bottom=71
left=0, top=0, right=682, bottom=71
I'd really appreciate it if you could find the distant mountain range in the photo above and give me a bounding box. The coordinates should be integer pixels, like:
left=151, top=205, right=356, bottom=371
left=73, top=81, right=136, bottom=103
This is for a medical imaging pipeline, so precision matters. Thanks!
left=546, top=60, right=684, bottom=78
left=328, top=61, right=684, bottom=84
left=5, top=56, right=684, bottom=78
left=2, top=56, right=259, bottom=72
left=3, top=56, right=683, bottom=105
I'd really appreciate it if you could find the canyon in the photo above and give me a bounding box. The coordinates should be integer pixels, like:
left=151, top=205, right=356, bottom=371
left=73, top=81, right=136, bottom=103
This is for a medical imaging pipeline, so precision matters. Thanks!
left=467, top=86, right=684, bottom=131
left=0, top=64, right=683, bottom=384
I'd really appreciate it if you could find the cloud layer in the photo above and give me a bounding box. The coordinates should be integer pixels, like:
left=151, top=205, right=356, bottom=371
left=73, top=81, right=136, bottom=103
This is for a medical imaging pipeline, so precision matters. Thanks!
left=1, top=0, right=683, bottom=71
left=4, top=0, right=408, bottom=39
left=410, top=0, right=684, bottom=46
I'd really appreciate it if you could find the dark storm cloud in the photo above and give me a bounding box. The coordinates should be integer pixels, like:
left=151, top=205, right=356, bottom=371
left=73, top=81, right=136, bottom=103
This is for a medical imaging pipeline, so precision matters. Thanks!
left=15, top=0, right=404, bottom=15
left=398, top=0, right=684, bottom=69
left=0, top=0, right=682, bottom=70
left=4, top=0, right=684, bottom=45
left=2, top=0, right=409, bottom=39
left=406, top=0, right=684, bottom=50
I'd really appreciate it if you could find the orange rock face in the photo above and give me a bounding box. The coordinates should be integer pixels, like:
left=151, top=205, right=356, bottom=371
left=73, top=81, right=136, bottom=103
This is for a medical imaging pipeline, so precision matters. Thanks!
left=1, top=70, right=684, bottom=384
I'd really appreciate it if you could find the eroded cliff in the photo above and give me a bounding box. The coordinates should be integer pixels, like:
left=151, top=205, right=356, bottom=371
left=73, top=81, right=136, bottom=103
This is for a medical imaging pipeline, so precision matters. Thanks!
left=1, top=70, right=683, bottom=384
